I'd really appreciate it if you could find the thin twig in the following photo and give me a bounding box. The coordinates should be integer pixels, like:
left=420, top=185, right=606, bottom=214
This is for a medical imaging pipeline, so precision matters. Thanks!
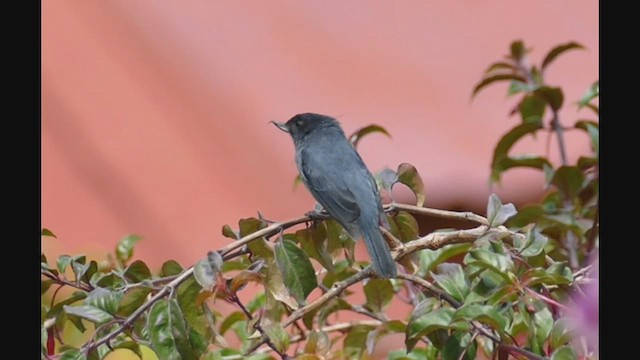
left=459, top=331, right=479, bottom=360
left=380, top=226, right=404, bottom=249
left=41, top=271, right=93, bottom=292
left=397, top=273, right=461, bottom=307
left=232, top=295, right=291, bottom=360
left=524, top=288, right=569, bottom=311
left=287, top=320, right=382, bottom=343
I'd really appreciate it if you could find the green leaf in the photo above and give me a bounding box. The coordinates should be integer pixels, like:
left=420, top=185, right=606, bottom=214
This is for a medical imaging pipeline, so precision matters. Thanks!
left=59, top=348, right=87, bottom=360
left=551, top=166, right=585, bottom=200
left=406, top=306, right=454, bottom=343
left=375, top=167, right=398, bottom=193
left=349, top=124, right=391, bottom=148
left=442, top=333, right=477, bottom=360
left=464, top=248, right=514, bottom=281
left=42, top=228, right=57, bottom=238
left=296, top=228, right=334, bottom=272
left=148, top=299, right=198, bottom=360
left=161, top=260, right=183, bottom=277
left=418, top=243, right=472, bottom=276
left=484, top=61, right=518, bottom=74
left=110, top=340, right=143, bottom=359
left=81, top=261, right=98, bottom=284
left=389, top=348, right=434, bottom=360
left=117, top=286, right=152, bottom=317
left=265, top=258, right=299, bottom=310
left=575, top=121, right=599, bottom=156
left=66, top=313, right=87, bottom=334
left=534, top=307, right=554, bottom=350
left=396, top=163, right=426, bottom=207
left=245, top=294, right=265, bottom=316
left=509, top=40, right=527, bottom=61
left=70, top=255, right=87, bottom=281
left=46, top=291, right=87, bottom=323
left=57, top=255, right=73, bottom=274
left=519, top=93, right=546, bottom=125
left=240, top=217, right=273, bottom=260
left=343, top=325, right=374, bottom=359
left=578, top=81, right=599, bottom=110
left=520, top=231, right=548, bottom=258
left=486, top=194, right=517, bottom=227
left=363, top=279, right=394, bottom=313
left=550, top=345, right=578, bottom=360
left=542, top=42, right=585, bottom=71
left=546, top=262, right=574, bottom=284
left=316, top=297, right=352, bottom=328
left=577, top=156, right=598, bottom=170
left=94, top=272, right=125, bottom=288
left=177, top=276, right=210, bottom=341
left=274, top=239, right=318, bottom=305
left=431, top=263, right=469, bottom=303
left=492, top=156, right=553, bottom=183
left=63, top=305, right=113, bottom=324
left=41, top=279, right=56, bottom=295
left=365, top=320, right=406, bottom=354
left=229, top=269, right=263, bottom=294
left=530, top=66, right=543, bottom=85
left=506, top=205, right=545, bottom=228
left=454, top=304, right=508, bottom=331
left=304, top=330, right=331, bottom=356
left=221, top=224, right=239, bottom=240
left=193, top=251, right=223, bottom=291
left=550, top=318, right=574, bottom=350
left=490, top=122, right=544, bottom=183
left=262, top=322, right=290, bottom=353
left=394, top=211, right=419, bottom=241
left=324, top=219, right=346, bottom=257
left=219, top=311, right=246, bottom=336
left=86, top=287, right=122, bottom=315
left=123, top=260, right=151, bottom=283
left=535, top=86, right=564, bottom=111
left=472, top=74, right=528, bottom=98
left=508, top=80, right=537, bottom=96
left=115, top=234, right=142, bottom=268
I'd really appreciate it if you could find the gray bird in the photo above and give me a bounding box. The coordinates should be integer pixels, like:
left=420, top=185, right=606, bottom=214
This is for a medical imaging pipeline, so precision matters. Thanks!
left=272, top=113, right=397, bottom=278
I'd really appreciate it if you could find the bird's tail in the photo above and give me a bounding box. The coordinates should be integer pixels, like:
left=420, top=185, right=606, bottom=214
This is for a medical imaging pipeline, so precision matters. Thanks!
left=360, top=218, right=397, bottom=278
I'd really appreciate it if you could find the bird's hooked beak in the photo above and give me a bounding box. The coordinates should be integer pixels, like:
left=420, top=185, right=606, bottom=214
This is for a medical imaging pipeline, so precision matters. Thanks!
left=271, top=121, right=290, bottom=133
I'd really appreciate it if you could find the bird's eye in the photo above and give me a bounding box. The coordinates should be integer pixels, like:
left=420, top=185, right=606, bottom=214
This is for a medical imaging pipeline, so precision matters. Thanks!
left=296, top=119, right=303, bottom=127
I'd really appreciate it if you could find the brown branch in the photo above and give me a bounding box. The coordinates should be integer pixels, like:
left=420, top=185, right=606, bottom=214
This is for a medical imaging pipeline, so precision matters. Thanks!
left=283, top=267, right=374, bottom=328
left=393, top=225, right=490, bottom=261
left=386, top=203, right=489, bottom=226
left=219, top=214, right=316, bottom=256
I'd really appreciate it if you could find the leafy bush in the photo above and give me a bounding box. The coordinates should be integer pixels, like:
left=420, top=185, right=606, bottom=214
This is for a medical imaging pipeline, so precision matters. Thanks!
left=42, top=40, right=598, bottom=360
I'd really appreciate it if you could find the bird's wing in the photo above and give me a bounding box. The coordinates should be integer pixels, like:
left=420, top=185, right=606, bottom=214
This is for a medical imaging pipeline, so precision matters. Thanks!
left=299, top=151, right=360, bottom=224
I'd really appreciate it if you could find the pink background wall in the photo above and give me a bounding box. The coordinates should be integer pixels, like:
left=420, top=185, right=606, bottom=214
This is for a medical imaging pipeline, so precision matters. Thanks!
left=42, top=2, right=598, bottom=274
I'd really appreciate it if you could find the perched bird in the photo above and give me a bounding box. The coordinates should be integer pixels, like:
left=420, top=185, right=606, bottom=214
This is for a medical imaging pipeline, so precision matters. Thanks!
left=272, top=113, right=397, bottom=278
